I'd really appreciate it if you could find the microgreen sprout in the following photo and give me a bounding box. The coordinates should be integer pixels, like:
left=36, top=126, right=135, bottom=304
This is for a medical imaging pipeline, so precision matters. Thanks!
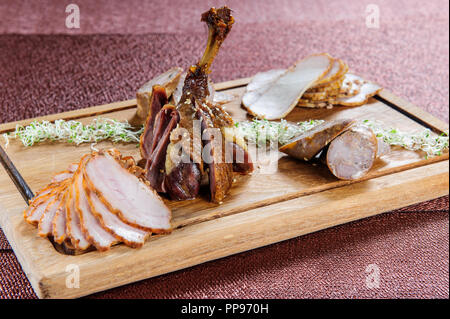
left=3, top=118, right=143, bottom=148
left=236, top=119, right=448, bottom=158
left=362, top=120, right=449, bottom=158
left=236, top=119, right=324, bottom=147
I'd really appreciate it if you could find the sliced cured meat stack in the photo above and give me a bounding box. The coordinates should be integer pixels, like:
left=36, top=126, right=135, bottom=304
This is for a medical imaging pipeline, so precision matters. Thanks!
left=83, top=151, right=172, bottom=233
left=74, top=158, right=117, bottom=251
left=85, top=185, right=150, bottom=248
left=24, top=148, right=172, bottom=252
left=242, top=53, right=333, bottom=119
left=243, top=54, right=382, bottom=112
left=139, top=6, right=253, bottom=203
left=38, top=192, right=64, bottom=237
left=66, top=180, right=91, bottom=250
left=52, top=190, right=69, bottom=244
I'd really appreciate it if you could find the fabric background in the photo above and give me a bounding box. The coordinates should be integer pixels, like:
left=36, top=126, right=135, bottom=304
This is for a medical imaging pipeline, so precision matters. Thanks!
left=0, top=0, right=448, bottom=298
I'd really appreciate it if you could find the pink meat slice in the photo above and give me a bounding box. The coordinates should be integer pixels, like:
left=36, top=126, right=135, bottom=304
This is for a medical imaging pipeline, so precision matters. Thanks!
left=52, top=190, right=68, bottom=244
left=83, top=153, right=171, bottom=232
left=51, top=171, right=73, bottom=183
left=38, top=193, right=63, bottom=237
left=67, top=163, right=79, bottom=173
left=73, top=165, right=116, bottom=250
left=26, top=193, right=58, bottom=225
left=24, top=187, right=53, bottom=218
left=66, top=181, right=90, bottom=250
left=87, top=186, right=149, bottom=247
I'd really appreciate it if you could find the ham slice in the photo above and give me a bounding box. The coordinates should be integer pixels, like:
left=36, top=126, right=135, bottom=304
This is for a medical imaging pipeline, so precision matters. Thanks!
left=51, top=170, right=74, bottom=183
left=52, top=190, right=68, bottom=244
left=73, top=160, right=117, bottom=251
left=85, top=184, right=149, bottom=248
left=66, top=180, right=91, bottom=250
left=38, top=193, right=63, bottom=237
left=242, top=53, right=333, bottom=119
left=25, top=148, right=172, bottom=252
left=83, top=152, right=172, bottom=232
left=26, top=191, right=59, bottom=225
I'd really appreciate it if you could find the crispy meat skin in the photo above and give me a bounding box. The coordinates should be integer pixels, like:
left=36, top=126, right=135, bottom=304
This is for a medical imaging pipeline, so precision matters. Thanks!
left=140, top=86, right=169, bottom=160
left=140, top=6, right=252, bottom=203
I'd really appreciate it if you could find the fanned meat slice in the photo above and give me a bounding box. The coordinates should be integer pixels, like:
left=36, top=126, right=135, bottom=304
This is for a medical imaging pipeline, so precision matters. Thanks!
left=52, top=190, right=69, bottom=244
left=83, top=152, right=172, bottom=232
left=23, top=186, right=54, bottom=219
left=85, top=181, right=149, bottom=248
left=334, top=74, right=382, bottom=106
left=38, top=192, right=64, bottom=237
left=24, top=168, right=75, bottom=218
left=66, top=179, right=91, bottom=250
left=25, top=188, right=61, bottom=225
left=51, top=170, right=74, bottom=183
left=312, top=59, right=347, bottom=88
left=73, top=159, right=117, bottom=251
left=242, top=53, right=333, bottom=119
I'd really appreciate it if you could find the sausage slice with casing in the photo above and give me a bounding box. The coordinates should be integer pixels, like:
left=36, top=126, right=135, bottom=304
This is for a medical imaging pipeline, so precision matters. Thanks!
left=326, top=125, right=378, bottom=180
left=279, top=119, right=355, bottom=161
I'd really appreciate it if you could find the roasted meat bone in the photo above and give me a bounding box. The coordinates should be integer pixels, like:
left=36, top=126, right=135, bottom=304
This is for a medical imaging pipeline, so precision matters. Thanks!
left=140, top=6, right=253, bottom=203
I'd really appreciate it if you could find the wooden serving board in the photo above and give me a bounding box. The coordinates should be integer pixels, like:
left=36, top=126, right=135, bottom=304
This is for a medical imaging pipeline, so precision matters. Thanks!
left=0, top=78, right=448, bottom=299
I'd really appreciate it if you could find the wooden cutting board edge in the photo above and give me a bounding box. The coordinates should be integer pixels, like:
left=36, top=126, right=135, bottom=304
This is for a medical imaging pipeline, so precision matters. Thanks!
left=0, top=77, right=449, bottom=299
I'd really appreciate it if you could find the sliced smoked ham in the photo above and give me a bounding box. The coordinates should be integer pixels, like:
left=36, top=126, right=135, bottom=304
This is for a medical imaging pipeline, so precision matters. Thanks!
left=66, top=180, right=91, bottom=250
left=85, top=185, right=149, bottom=248
left=52, top=190, right=68, bottom=244
left=74, top=157, right=117, bottom=251
left=25, top=148, right=172, bottom=252
left=83, top=152, right=172, bottom=232
left=38, top=193, right=63, bottom=237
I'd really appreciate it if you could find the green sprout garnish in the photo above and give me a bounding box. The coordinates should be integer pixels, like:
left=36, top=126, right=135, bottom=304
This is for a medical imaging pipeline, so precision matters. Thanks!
left=235, top=119, right=325, bottom=147
left=235, top=119, right=449, bottom=158
left=3, top=118, right=143, bottom=148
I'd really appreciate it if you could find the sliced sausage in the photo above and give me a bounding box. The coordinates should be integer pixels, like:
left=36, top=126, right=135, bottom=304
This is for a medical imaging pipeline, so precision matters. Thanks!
left=326, top=125, right=378, bottom=180
left=279, top=119, right=355, bottom=161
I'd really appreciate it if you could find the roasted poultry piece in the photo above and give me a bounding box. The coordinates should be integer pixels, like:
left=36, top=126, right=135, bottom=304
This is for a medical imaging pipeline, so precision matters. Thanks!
left=140, top=6, right=253, bottom=203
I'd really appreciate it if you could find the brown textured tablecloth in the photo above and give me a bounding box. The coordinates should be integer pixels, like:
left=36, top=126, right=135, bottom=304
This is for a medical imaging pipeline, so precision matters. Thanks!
left=0, top=0, right=448, bottom=299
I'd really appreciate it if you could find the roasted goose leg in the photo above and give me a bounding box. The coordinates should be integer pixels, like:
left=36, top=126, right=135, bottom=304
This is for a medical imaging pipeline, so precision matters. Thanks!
left=140, top=6, right=253, bottom=203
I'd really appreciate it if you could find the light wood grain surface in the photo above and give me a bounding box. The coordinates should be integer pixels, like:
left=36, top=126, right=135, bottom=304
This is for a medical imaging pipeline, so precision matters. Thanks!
left=0, top=78, right=448, bottom=298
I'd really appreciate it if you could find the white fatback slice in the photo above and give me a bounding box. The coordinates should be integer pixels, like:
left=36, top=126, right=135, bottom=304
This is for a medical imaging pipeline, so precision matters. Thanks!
left=334, top=74, right=382, bottom=106
left=84, top=153, right=172, bottom=232
left=243, top=54, right=332, bottom=119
